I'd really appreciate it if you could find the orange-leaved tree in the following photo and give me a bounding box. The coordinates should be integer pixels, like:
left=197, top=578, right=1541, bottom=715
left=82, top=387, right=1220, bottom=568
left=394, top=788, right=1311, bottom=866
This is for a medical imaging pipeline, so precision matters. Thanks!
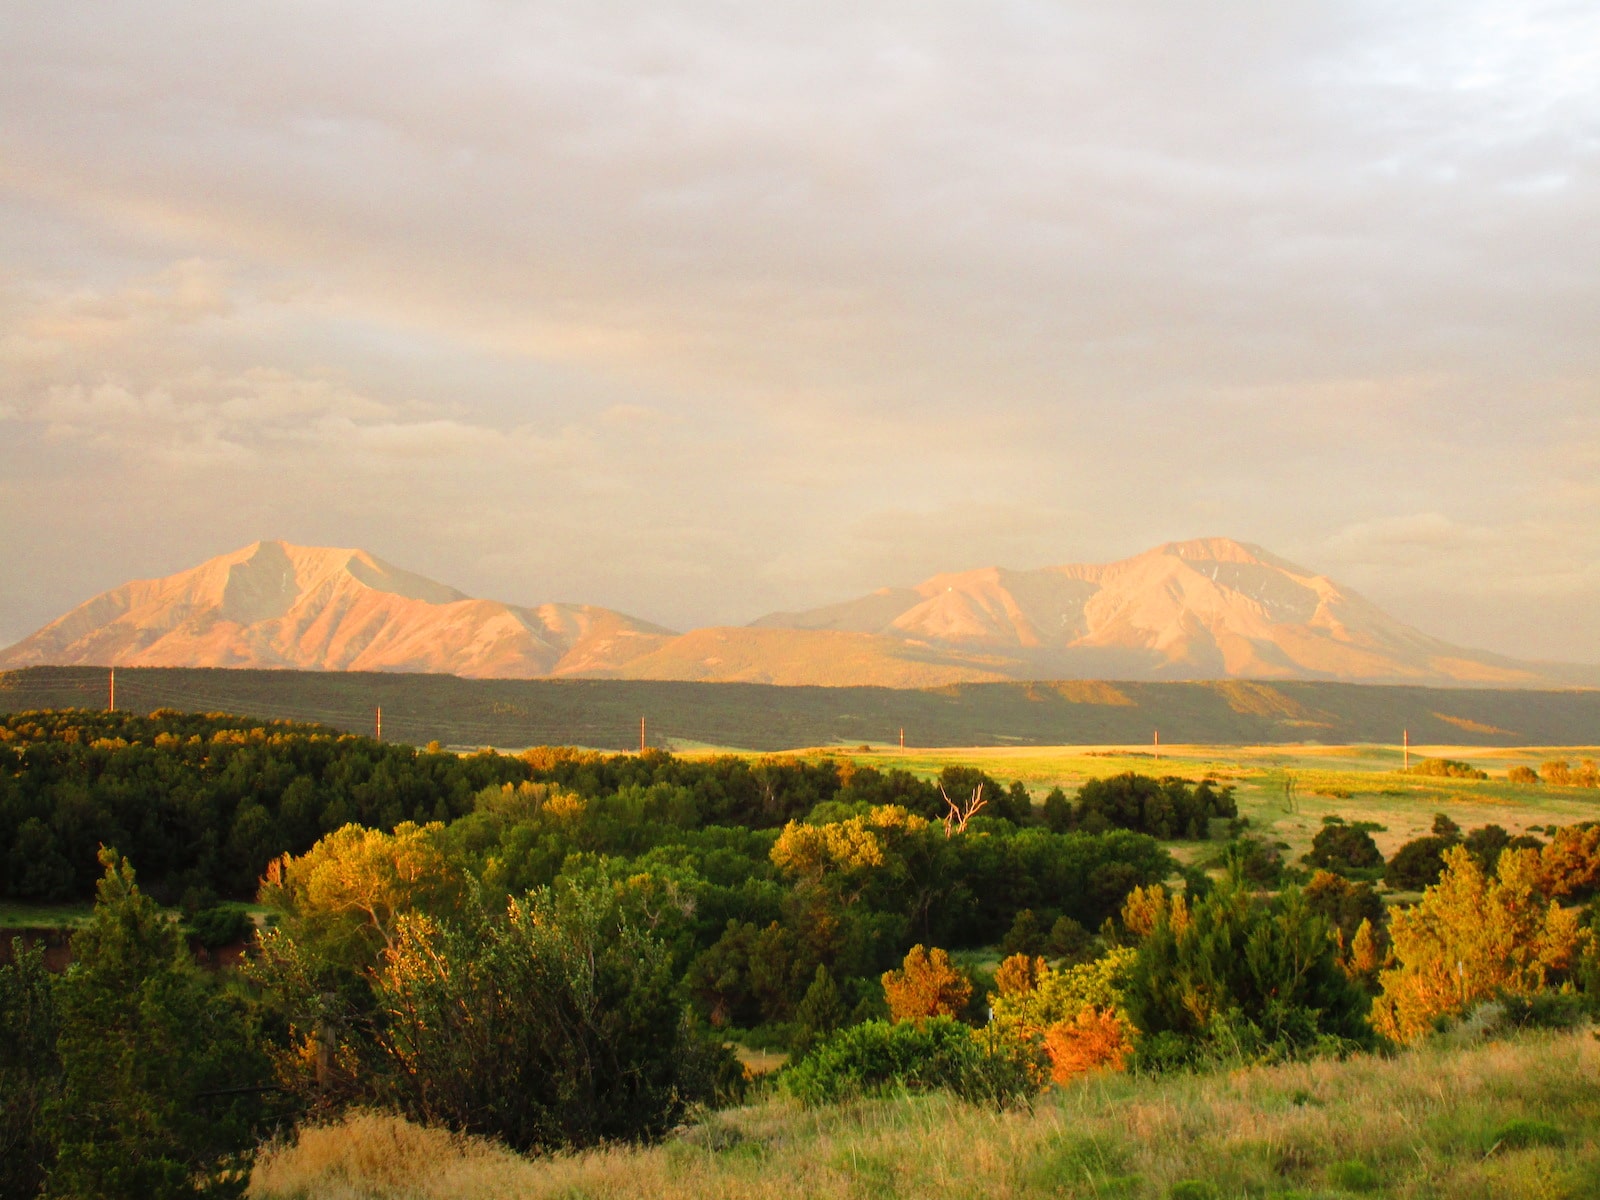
left=990, top=947, right=1136, bottom=1083
left=882, top=944, right=972, bottom=1025
left=1372, top=845, right=1583, bottom=1043
left=1347, top=917, right=1383, bottom=986
left=1538, top=824, right=1600, bottom=900
left=1042, top=1007, right=1133, bottom=1080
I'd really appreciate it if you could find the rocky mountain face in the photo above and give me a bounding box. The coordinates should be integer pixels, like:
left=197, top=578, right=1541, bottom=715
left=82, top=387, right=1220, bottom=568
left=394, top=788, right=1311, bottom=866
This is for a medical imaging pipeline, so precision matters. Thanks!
left=0, top=541, right=673, bottom=678
left=1, top=537, right=1579, bottom=687
left=745, top=538, right=1555, bottom=686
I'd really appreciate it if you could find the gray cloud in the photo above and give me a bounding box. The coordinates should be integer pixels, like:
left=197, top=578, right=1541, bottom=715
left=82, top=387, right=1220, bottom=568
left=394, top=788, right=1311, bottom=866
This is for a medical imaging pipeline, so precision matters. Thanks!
left=1, top=1, right=1597, bottom=660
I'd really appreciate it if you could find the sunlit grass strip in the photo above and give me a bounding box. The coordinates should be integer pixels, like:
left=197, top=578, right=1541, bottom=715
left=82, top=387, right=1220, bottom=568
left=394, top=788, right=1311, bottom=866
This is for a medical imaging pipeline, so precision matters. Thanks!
left=251, top=1027, right=1600, bottom=1199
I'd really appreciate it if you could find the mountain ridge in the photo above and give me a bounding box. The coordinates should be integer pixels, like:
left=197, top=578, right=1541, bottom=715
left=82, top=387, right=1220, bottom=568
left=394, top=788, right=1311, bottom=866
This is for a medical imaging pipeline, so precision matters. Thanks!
left=2, top=537, right=1591, bottom=687
left=0, top=540, right=675, bottom=679
left=747, top=537, right=1560, bottom=686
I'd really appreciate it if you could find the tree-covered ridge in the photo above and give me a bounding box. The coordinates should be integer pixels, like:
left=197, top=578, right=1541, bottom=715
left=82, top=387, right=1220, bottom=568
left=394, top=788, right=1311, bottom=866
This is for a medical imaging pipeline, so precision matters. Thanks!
left=14, top=666, right=1600, bottom=750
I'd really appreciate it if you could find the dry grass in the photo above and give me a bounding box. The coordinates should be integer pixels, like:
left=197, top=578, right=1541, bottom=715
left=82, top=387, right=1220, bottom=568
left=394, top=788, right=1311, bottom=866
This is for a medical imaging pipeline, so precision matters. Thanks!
left=732, top=1045, right=790, bottom=1076
left=251, top=1027, right=1600, bottom=1199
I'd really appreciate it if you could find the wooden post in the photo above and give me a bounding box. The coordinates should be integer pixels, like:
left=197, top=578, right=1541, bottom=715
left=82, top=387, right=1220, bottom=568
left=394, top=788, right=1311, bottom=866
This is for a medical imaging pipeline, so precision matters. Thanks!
left=640, top=716, right=646, bottom=754
left=899, top=727, right=905, bottom=749
left=109, top=667, right=115, bottom=712
left=1403, top=729, right=1409, bottom=772
left=1153, top=729, right=1159, bottom=760
left=375, top=706, right=382, bottom=741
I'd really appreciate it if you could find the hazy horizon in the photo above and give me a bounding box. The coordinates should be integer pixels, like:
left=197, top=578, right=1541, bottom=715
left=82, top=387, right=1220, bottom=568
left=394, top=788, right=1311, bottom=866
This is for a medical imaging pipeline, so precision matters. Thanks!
left=3, top=3, right=1598, bottom=662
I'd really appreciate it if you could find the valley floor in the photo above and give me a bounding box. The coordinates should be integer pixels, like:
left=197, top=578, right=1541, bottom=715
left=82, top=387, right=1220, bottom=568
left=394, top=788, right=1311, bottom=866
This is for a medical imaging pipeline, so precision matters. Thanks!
left=251, top=1026, right=1600, bottom=1200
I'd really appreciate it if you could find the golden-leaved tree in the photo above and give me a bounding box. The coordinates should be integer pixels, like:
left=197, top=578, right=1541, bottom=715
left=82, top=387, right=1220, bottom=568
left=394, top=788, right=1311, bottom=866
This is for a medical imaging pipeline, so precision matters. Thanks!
left=260, top=821, right=465, bottom=968
left=1372, top=845, right=1583, bottom=1043
left=1120, top=883, right=1188, bottom=940
left=770, top=805, right=929, bottom=898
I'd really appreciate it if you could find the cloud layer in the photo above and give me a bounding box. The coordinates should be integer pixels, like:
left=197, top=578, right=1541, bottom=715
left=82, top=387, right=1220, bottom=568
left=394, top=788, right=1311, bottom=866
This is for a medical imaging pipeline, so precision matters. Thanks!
left=1, top=1, right=1597, bottom=660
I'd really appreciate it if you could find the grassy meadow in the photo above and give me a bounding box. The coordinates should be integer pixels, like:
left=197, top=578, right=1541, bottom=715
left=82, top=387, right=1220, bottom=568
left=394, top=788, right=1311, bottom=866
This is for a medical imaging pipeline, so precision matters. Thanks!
left=250, top=1026, right=1600, bottom=1200
left=686, top=740, right=1600, bottom=869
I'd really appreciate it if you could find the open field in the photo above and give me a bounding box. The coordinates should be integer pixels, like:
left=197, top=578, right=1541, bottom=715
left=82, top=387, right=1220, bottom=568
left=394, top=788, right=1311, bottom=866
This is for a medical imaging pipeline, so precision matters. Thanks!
left=250, top=1026, right=1600, bottom=1200
left=749, top=742, right=1600, bottom=866
left=0, top=900, right=95, bottom=930
left=0, top=898, right=268, bottom=939
left=4, top=666, right=1599, bottom=752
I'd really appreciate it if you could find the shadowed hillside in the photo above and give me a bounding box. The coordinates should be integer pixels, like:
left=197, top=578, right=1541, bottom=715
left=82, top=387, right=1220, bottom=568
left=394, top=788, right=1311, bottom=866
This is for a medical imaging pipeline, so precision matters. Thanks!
left=4, top=666, right=1597, bottom=751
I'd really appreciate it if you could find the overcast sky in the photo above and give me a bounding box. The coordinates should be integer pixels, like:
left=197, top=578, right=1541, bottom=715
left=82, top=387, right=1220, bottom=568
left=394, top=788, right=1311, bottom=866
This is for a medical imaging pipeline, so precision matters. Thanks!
left=2, top=1, right=1597, bottom=661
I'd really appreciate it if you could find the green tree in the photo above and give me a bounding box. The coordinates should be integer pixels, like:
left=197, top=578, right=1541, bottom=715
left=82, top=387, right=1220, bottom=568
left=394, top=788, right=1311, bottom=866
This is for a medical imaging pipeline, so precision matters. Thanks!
left=1218, top=836, right=1284, bottom=886
left=368, top=878, right=721, bottom=1151
left=1374, top=847, right=1580, bottom=1043
left=0, top=938, right=60, bottom=1199
left=1041, top=787, right=1072, bottom=833
left=1304, top=871, right=1386, bottom=960
left=1000, top=907, right=1047, bottom=957
left=7, top=818, right=75, bottom=901
left=1000, top=779, right=1034, bottom=824
left=1385, top=836, right=1454, bottom=891
left=1045, top=914, right=1093, bottom=962
left=1125, top=872, right=1371, bottom=1065
left=1303, top=819, right=1383, bottom=874
left=1072, top=773, right=1235, bottom=840
left=791, top=965, right=847, bottom=1057
left=48, top=849, right=271, bottom=1200
left=786, top=1016, right=1039, bottom=1108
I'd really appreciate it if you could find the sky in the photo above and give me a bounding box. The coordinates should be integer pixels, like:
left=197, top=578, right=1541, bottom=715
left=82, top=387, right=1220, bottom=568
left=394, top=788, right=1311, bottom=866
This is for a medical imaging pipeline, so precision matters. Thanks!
left=2, top=1, right=1598, bottom=662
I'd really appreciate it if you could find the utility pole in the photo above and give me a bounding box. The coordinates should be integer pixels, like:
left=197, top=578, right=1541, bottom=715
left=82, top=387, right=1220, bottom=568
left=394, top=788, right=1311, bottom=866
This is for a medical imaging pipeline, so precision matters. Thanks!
left=1403, top=729, right=1409, bottom=772
left=1153, top=729, right=1159, bottom=760
left=375, top=706, right=382, bottom=741
left=640, top=716, right=646, bottom=754
left=899, top=727, right=905, bottom=749
left=109, top=667, right=115, bottom=712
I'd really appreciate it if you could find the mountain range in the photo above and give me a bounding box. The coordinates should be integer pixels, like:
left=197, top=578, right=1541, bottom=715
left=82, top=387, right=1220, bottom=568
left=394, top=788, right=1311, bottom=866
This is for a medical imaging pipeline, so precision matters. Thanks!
left=1, top=537, right=1589, bottom=688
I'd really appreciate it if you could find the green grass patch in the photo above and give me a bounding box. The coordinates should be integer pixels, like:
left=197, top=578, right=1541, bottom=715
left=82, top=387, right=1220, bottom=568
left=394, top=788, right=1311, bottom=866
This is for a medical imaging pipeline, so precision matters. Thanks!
left=1025, top=1134, right=1136, bottom=1193
left=1326, top=1158, right=1382, bottom=1191
left=0, top=900, right=95, bottom=931
left=1489, top=1118, right=1566, bottom=1152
